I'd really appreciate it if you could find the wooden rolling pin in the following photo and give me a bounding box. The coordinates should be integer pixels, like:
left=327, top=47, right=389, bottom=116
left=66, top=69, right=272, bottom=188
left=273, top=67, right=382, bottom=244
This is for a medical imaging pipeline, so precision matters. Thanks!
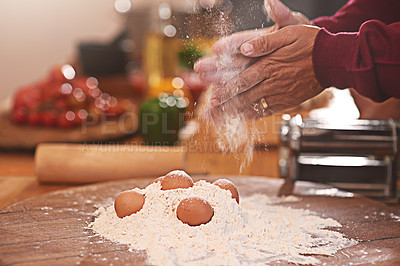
left=35, top=143, right=187, bottom=184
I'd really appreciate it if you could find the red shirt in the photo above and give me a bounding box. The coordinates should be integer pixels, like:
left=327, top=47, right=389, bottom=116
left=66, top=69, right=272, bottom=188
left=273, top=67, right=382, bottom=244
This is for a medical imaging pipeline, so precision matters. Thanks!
left=311, top=0, right=400, bottom=102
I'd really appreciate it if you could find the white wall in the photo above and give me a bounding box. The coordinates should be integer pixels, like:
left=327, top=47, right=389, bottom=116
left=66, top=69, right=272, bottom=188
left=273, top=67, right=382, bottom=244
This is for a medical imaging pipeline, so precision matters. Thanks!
left=0, top=0, right=124, bottom=103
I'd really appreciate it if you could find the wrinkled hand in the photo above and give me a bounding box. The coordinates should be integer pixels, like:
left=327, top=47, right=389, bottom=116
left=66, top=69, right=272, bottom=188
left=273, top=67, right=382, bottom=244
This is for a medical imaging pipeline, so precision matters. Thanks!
left=203, top=25, right=324, bottom=123
left=194, top=0, right=311, bottom=86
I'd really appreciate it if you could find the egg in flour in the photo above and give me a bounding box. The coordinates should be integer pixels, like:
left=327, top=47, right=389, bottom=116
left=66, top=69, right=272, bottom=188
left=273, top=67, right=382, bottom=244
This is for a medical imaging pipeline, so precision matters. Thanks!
left=114, top=190, right=145, bottom=218
left=213, top=178, right=240, bottom=204
left=161, top=170, right=194, bottom=190
left=176, top=196, right=214, bottom=226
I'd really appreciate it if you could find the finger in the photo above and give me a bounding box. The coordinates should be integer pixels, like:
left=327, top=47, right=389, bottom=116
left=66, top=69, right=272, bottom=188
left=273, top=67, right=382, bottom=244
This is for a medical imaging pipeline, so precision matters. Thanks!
left=208, top=74, right=296, bottom=124
left=210, top=92, right=287, bottom=124
left=211, top=59, right=273, bottom=106
left=265, top=0, right=294, bottom=27
left=240, top=26, right=296, bottom=57
left=291, top=11, right=312, bottom=25
left=266, top=0, right=310, bottom=27
left=212, top=27, right=274, bottom=55
left=209, top=83, right=267, bottom=124
left=242, top=98, right=292, bottom=120
left=193, top=56, right=219, bottom=73
left=242, top=101, right=276, bottom=120
left=199, top=69, right=241, bottom=85
left=194, top=54, right=254, bottom=73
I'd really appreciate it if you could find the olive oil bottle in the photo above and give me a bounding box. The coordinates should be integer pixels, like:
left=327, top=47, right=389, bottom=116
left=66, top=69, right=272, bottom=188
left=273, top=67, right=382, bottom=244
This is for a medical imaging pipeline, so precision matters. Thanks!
left=143, top=2, right=180, bottom=97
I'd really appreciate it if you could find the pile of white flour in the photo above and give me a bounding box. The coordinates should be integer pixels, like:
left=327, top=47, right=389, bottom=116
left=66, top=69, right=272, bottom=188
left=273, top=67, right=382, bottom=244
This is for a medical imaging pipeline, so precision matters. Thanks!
left=90, top=180, right=356, bottom=265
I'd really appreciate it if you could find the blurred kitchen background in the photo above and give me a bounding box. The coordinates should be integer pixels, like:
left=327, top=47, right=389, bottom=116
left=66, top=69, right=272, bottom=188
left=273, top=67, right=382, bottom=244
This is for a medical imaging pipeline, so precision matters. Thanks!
left=0, top=0, right=347, bottom=103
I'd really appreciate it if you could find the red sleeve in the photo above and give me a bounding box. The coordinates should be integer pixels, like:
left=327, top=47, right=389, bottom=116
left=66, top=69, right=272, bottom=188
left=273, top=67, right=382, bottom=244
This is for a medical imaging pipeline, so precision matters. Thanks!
left=312, top=21, right=400, bottom=102
left=312, top=0, right=400, bottom=33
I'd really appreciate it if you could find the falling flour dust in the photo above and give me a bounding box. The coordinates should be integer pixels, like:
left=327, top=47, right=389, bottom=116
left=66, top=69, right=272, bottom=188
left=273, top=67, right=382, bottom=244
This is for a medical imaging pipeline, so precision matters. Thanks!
left=90, top=180, right=357, bottom=265
left=197, top=1, right=272, bottom=169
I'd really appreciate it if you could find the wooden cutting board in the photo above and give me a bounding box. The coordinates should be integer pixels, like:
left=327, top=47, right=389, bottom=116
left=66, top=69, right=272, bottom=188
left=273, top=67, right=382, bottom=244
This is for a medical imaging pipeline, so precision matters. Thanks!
left=1, top=176, right=399, bottom=265
left=0, top=107, right=138, bottom=150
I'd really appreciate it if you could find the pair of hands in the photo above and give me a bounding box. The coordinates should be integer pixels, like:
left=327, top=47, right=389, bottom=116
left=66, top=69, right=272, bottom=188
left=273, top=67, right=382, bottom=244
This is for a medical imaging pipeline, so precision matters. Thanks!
left=194, top=0, right=324, bottom=123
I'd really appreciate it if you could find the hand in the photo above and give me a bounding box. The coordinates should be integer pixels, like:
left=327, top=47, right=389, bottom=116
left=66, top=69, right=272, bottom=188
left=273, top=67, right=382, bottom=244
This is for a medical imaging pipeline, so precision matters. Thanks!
left=194, top=0, right=311, bottom=86
left=350, top=89, right=400, bottom=120
left=204, top=25, right=324, bottom=123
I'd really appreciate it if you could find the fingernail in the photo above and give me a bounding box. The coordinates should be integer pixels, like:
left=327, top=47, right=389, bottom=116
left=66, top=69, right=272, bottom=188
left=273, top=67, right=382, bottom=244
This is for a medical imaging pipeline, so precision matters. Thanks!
left=199, top=72, right=207, bottom=81
left=211, top=98, right=219, bottom=107
left=193, top=59, right=202, bottom=72
left=241, top=43, right=253, bottom=55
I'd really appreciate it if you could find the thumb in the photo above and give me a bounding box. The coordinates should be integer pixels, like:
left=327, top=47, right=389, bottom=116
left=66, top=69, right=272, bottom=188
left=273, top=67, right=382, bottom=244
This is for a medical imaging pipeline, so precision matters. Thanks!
left=199, top=0, right=216, bottom=9
left=266, top=0, right=311, bottom=27
left=265, top=0, right=295, bottom=27
left=240, top=26, right=296, bottom=57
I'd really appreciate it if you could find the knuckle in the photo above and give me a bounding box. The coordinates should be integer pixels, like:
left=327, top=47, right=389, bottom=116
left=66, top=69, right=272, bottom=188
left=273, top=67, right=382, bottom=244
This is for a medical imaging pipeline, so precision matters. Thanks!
left=235, top=75, right=249, bottom=91
left=255, top=37, right=269, bottom=54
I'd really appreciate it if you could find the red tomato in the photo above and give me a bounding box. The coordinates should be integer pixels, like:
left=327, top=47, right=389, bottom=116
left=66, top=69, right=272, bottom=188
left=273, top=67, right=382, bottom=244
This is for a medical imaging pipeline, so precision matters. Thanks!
left=67, top=96, right=80, bottom=109
left=73, top=111, right=84, bottom=126
left=53, top=97, right=69, bottom=110
left=42, top=81, right=60, bottom=99
left=58, top=111, right=78, bottom=128
left=24, top=88, right=41, bottom=109
left=41, top=111, right=58, bottom=127
left=87, top=104, right=102, bottom=122
left=27, top=111, right=42, bottom=126
left=72, top=78, right=91, bottom=95
left=11, top=64, right=124, bottom=128
left=49, top=66, right=66, bottom=82
left=57, top=113, right=71, bottom=128
left=106, top=104, right=125, bottom=117
left=12, top=107, right=28, bottom=124
left=13, top=88, right=29, bottom=108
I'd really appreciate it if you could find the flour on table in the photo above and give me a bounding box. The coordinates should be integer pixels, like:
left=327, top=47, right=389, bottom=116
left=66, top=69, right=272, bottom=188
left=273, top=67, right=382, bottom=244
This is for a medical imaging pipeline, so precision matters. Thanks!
left=90, top=180, right=357, bottom=265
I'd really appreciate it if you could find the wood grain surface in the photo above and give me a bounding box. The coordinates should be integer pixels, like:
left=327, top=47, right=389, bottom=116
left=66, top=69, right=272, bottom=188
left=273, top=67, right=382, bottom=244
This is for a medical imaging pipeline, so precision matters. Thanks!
left=1, top=176, right=399, bottom=265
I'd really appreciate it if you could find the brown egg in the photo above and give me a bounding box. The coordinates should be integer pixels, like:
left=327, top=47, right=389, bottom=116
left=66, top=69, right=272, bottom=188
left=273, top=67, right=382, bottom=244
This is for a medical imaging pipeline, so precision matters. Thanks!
left=213, top=179, right=240, bottom=204
left=161, top=170, right=194, bottom=190
left=177, top=197, right=214, bottom=226
left=114, top=190, right=145, bottom=218
left=151, top=176, right=165, bottom=184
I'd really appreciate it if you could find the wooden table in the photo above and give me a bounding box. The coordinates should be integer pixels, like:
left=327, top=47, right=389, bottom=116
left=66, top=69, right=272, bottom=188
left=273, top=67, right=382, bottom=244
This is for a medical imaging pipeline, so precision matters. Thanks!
left=1, top=176, right=400, bottom=265
left=1, top=140, right=400, bottom=264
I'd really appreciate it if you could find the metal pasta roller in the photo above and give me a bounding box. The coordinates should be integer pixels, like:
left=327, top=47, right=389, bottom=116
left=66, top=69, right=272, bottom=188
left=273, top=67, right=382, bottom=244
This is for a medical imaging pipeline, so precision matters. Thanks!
left=279, top=115, right=400, bottom=198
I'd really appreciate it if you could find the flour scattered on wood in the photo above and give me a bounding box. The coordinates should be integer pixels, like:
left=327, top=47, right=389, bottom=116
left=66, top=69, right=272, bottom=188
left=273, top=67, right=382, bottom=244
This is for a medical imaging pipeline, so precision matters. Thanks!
left=90, top=180, right=357, bottom=265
